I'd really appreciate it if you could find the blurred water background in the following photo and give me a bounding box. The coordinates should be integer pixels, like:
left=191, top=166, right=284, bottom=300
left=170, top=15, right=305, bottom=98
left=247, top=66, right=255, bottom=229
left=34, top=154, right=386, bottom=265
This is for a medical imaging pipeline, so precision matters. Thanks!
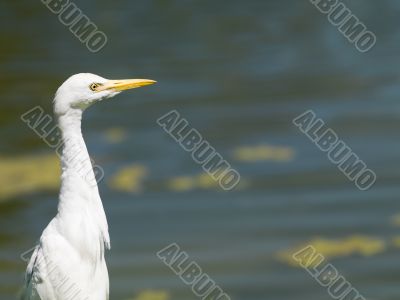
left=1, top=0, right=400, bottom=299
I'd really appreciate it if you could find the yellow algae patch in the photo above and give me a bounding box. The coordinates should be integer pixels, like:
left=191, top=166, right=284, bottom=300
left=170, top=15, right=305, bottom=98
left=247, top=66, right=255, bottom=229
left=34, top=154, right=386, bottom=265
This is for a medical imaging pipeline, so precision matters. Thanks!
left=103, top=127, right=127, bottom=144
left=128, top=290, right=170, bottom=300
left=278, top=236, right=385, bottom=267
left=108, top=164, right=148, bottom=193
left=391, top=236, right=400, bottom=248
left=390, top=214, right=400, bottom=226
left=167, top=173, right=240, bottom=192
left=167, top=172, right=248, bottom=192
left=167, top=175, right=196, bottom=191
left=0, top=154, right=60, bottom=201
left=167, top=173, right=220, bottom=192
left=232, top=144, right=295, bottom=162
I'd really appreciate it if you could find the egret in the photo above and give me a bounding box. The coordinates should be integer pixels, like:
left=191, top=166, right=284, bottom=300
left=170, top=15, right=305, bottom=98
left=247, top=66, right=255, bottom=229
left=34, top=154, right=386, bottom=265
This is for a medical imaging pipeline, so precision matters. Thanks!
left=21, top=73, right=156, bottom=300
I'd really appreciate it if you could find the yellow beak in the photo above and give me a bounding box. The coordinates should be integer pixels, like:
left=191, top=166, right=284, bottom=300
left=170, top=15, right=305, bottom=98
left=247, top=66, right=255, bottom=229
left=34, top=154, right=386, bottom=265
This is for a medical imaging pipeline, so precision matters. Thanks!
left=96, top=79, right=156, bottom=92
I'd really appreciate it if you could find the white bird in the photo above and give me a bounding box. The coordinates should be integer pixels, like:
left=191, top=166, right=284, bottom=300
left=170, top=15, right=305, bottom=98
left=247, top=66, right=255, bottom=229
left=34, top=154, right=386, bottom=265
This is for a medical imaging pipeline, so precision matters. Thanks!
left=21, top=73, right=156, bottom=300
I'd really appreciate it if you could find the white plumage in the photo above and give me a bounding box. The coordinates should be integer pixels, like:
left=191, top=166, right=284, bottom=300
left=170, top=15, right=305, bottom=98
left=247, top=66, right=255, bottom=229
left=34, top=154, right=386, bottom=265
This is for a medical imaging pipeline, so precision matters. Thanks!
left=22, top=73, right=156, bottom=300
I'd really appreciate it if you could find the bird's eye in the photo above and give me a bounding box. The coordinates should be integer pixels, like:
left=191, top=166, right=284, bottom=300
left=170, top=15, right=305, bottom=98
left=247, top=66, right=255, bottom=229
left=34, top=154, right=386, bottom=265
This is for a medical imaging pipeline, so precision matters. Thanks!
left=89, top=83, right=101, bottom=91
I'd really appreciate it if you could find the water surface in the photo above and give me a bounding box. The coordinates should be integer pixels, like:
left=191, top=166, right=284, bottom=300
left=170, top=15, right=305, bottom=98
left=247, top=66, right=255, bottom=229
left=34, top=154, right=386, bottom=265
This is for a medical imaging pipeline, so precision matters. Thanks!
left=1, top=1, right=400, bottom=299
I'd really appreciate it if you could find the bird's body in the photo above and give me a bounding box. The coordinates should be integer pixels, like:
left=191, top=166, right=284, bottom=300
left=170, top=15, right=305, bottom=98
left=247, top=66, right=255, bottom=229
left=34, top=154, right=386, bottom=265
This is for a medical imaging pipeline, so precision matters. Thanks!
left=22, top=73, right=155, bottom=300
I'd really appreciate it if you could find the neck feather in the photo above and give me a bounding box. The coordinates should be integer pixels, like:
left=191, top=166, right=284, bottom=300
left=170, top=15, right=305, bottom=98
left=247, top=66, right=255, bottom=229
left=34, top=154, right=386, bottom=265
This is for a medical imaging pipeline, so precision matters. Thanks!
left=58, top=109, right=97, bottom=187
left=55, top=108, right=110, bottom=249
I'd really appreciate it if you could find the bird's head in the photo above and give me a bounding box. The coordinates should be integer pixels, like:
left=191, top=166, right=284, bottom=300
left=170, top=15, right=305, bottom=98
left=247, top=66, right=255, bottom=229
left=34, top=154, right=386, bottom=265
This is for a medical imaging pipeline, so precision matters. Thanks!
left=54, top=73, right=156, bottom=116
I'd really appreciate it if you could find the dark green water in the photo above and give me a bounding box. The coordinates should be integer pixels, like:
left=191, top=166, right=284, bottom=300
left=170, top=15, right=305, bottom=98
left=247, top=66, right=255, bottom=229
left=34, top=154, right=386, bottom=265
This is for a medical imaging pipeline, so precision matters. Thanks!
left=1, top=0, right=400, bottom=299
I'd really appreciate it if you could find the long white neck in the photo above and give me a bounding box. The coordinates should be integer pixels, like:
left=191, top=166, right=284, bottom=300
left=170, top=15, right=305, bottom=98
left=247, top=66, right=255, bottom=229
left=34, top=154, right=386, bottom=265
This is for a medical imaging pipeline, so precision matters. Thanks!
left=58, top=109, right=97, bottom=189
left=56, top=108, right=110, bottom=249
